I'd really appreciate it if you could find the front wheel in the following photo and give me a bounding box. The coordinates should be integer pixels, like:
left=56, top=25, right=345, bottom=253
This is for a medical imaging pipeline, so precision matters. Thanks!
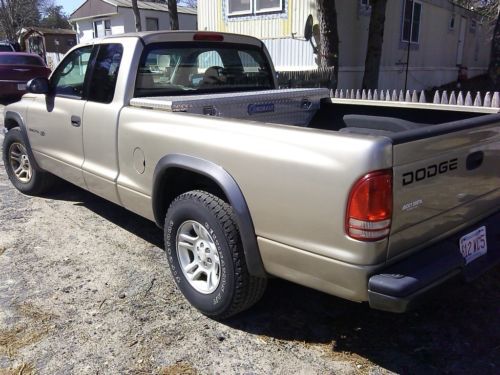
left=164, top=190, right=267, bottom=319
left=2, top=128, right=55, bottom=195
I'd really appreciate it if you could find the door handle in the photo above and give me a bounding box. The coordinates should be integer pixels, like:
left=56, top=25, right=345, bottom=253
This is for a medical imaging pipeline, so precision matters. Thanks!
left=71, top=115, right=81, bottom=127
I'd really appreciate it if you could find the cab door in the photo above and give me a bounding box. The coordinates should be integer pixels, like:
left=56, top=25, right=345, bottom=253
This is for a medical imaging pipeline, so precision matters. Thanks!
left=81, top=43, right=125, bottom=204
left=27, top=45, right=94, bottom=188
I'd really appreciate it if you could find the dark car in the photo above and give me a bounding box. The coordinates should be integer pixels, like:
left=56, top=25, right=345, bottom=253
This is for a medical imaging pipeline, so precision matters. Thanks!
left=0, top=52, right=51, bottom=99
left=0, top=43, right=15, bottom=52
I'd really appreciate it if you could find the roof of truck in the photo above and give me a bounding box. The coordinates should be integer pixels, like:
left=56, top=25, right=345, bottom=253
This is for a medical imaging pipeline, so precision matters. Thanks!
left=101, top=30, right=264, bottom=47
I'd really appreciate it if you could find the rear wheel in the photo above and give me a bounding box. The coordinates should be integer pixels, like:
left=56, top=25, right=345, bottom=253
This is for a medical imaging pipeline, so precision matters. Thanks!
left=2, top=128, right=55, bottom=195
left=164, top=190, right=267, bottom=319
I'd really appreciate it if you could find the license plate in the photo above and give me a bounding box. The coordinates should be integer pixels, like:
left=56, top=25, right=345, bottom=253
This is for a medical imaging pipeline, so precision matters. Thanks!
left=459, top=226, right=487, bottom=264
left=17, top=83, right=26, bottom=91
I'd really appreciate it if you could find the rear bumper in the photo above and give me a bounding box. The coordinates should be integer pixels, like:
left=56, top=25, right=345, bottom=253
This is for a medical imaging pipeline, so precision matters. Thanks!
left=368, top=210, right=500, bottom=312
left=0, top=81, right=27, bottom=97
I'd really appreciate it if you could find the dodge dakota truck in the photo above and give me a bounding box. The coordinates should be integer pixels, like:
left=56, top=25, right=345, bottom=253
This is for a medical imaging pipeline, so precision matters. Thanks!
left=2, top=31, right=500, bottom=319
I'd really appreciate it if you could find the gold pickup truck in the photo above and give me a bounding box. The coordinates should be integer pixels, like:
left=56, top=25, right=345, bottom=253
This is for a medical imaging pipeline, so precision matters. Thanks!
left=2, top=31, right=500, bottom=319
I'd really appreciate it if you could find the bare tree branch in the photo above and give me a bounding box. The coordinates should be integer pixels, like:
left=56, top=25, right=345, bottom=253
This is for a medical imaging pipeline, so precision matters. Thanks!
left=0, top=0, right=42, bottom=40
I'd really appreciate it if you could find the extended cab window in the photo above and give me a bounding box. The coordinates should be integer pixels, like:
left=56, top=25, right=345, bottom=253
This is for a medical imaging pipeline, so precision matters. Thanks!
left=88, top=44, right=123, bottom=103
left=135, top=42, right=273, bottom=97
left=51, top=46, right=93, bottom=99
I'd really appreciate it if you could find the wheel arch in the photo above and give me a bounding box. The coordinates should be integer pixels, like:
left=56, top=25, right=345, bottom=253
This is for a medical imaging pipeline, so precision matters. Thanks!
left=3, top=111, right=42, bottom=171
left=152, top=154, right=267, bottom=278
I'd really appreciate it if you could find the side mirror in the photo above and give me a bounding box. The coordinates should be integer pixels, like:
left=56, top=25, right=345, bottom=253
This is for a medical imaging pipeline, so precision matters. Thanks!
left=27, top=77, right=50, bottom=95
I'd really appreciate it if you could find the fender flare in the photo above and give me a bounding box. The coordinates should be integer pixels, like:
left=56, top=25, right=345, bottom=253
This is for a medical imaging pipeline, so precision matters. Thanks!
left=4, top=111, right=42, bottom=171
left=152, top=154, right=267, bottom=278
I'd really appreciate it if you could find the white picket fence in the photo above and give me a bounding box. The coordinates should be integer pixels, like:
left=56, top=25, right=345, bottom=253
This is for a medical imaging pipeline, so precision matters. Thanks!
left=331, top=89, right=500, bottom=109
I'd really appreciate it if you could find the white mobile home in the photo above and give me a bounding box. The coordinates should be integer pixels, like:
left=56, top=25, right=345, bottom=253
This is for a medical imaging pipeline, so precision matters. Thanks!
left=198, top=0, right=492, bottom=90
left=70, top=0, right=197, bottom=44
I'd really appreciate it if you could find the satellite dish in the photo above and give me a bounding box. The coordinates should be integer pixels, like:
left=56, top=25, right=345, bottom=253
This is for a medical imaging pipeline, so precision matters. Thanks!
left=304, top=15, right=313, bottom=42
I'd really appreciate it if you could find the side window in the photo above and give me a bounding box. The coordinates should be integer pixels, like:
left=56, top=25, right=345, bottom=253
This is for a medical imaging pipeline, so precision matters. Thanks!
left=51, top=46, right=93, bottom=98
left=87, top=44, right=123, bottom=104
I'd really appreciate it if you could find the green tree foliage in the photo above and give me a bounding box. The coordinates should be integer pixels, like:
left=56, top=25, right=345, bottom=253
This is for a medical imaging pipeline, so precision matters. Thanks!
left=39, top=5, right=70, bottom=29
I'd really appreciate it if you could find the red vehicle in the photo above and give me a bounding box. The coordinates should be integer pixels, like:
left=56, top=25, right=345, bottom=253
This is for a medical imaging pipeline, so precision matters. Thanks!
left=0, top=52, right=51, bottom=99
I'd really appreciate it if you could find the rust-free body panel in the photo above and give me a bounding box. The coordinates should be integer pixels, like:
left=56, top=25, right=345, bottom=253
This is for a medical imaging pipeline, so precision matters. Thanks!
left=116, top=107, right=393, bottom=266
left=390, top=121, right=500, bottom=260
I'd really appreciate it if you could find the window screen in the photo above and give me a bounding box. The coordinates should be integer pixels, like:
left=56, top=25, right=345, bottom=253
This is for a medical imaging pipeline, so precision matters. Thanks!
left=402, top=0, right=421, bottom=44
left=256, top=0, right=281, bottom=12
left=146, top=18, right=159, bottom=31
left=228, top=0, right=252, bottom=15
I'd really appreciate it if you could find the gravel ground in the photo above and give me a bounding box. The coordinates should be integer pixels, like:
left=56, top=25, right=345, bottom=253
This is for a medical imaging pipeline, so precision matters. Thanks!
left=0, top=102, right=499, bottom=375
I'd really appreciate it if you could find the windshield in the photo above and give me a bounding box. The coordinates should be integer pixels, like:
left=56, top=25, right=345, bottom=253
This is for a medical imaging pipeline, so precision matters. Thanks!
left=0, top=54, right=44, bottom=66
left=0, top=45, right=13, bottom=52
left=135, top=42, right=274, bottom=97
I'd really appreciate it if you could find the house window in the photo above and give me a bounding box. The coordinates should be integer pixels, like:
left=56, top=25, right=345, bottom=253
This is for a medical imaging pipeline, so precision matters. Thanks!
left=146, top=17, right=159, bottom=31
left=227, top=0, right=283, bottom=16
left=93, top=19, right=112, bottom=38
left=105, top=20, right=111, bottom=35
left=402, top=0, right=422, bottom=44
left=360, top=0, right=371, bottom=6
left=255, top=0, right=282, bottom=13
left=228, top=0, right=252, bottom=15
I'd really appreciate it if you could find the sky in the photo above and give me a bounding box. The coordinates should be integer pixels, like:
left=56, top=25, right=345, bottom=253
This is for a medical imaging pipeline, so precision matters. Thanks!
left=55, top=0, right=82, bottom=15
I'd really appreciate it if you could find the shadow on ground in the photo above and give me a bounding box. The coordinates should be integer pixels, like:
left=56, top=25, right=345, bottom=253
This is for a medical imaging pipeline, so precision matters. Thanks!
left=44, top=183, right=500, bottom=375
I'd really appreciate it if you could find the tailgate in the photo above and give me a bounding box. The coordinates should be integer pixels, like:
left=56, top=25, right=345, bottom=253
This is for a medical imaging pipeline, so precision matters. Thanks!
left=389, top=115, right=500, bottom=259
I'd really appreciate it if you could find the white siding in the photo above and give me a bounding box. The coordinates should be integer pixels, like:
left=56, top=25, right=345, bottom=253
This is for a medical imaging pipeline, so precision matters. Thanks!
left=290, top=0, right=315, bottom=38
left=198, top=0, right=219, bottom=31
left=119, top=8, right=171, bottom=32
left=198, top=0, right=491, bottom=91
left=75, top=20, right=95, bottom=43
left=263, top=38, right=315, bottom=70
left=111, top=15, right=126, bottom=34
left=74, top=8, right=197, bottom=44
left=179, top=13, right=197, bottom=30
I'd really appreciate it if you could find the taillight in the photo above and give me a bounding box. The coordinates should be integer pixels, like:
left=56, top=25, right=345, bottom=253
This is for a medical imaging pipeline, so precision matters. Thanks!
left=346, top=169, right=392, bottom=241
left=193, top=32, right=224, bottom=41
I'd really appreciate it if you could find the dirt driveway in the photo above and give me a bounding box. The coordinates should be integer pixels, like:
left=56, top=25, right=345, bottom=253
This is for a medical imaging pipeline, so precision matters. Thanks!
left=0, top=103, right=499, bottom=375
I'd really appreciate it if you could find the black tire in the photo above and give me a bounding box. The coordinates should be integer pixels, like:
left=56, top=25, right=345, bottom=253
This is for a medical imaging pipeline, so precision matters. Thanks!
left=164, top=190, right=267, bottom=319
left=2, top=128, right=55, bottom=195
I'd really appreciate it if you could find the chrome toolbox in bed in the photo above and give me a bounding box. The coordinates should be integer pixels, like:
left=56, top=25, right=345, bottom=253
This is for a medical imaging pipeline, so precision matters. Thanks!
left=130, top=88, right=330, bottom=127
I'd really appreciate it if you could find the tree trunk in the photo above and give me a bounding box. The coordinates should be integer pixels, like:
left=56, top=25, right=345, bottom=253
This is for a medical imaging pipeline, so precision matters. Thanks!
left=362, top=0, right=388, bottom=89
left=316, top=0, right=339, bottom=89
left=168, top=0, right=179, bottom=30
left=131, top=0, right=141, bottom=32
left=488, top=8, right=500, bottom=90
